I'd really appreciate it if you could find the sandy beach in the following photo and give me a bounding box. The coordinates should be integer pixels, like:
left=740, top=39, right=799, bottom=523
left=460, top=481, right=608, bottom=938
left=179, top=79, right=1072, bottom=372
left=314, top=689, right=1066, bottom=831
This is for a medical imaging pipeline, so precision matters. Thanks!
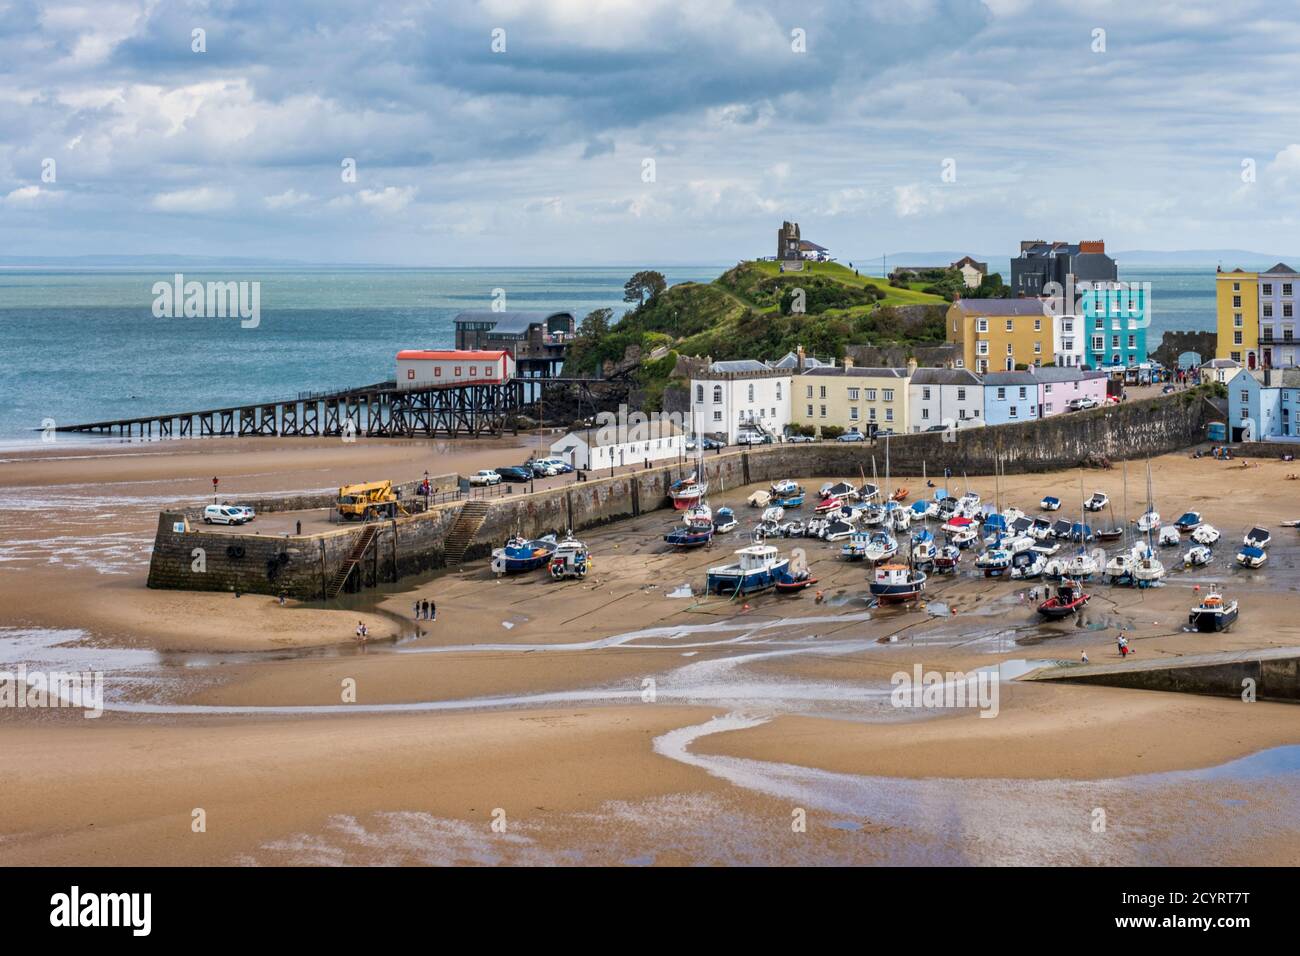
left=2, top=436, right=1299, bottom=865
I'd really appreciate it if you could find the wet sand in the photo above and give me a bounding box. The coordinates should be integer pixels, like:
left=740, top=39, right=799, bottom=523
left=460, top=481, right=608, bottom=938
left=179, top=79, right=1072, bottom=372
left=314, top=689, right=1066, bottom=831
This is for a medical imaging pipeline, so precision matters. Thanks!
left=2, top=438, right=1299, bottom=865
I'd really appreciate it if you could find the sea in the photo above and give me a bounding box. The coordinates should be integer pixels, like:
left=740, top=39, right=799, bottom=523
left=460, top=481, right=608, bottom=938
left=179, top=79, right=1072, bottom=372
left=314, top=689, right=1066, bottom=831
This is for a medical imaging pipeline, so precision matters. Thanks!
left=0, top=264, right=1216, bottom=445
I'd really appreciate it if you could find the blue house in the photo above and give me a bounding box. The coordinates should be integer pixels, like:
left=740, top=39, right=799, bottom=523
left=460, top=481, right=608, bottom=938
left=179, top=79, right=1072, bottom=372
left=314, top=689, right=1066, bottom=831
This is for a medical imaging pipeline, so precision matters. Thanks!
left=1227, top=368, right=1300, bottom=441
left=1081, top=281, right=1149, bottom=369
left=982, top=371, right=1041, bottom=425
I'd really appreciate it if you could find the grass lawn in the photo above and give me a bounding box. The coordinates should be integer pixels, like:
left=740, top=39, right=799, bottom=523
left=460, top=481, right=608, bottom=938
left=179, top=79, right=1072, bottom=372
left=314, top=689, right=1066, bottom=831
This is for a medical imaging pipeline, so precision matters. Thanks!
left=741, top=259, right=946, bottom=306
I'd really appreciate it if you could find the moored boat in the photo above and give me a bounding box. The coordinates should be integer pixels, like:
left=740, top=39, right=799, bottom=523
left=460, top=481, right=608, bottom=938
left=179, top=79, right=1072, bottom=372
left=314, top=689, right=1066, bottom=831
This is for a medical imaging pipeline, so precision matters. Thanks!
left=863, top=530, right=899, bottom=563
left=869, top=563, right=926, bottom=603
left=933, top=543, right=962, bottom=572
left=670, top=474, right=708, bottom=509
left=1192, top=524, right=1221, bottom=545
left=1037, top=579, right=1089, bottom=618
left=1157, top=526, right=1181, bottom=547
left=1083, top=491, right=1109, bottom=512
left=706, top=544, right=791, bottom=595
left=1236, top=544, right=1267, bottom=569
left=1009, top=549, right=1047, bottom=580
left=975, top=543, right=1013, bottom=577
left=841, top=530, right=871, bottom=561
left=548, top=535, right=591, bottom=580
left=1243, top=527, right=1272, bottom=549
left=1188, top=590, right=1238, bottom=632
left=1183, top=544, right=1212, bottom=567
left=1174, top=511, right=1203, bottom=532
left=491, top=534, right=559, bottom=575
left=712, top=507, right=738, bottom=533
left=1040, top=495, right=1062, bottom=511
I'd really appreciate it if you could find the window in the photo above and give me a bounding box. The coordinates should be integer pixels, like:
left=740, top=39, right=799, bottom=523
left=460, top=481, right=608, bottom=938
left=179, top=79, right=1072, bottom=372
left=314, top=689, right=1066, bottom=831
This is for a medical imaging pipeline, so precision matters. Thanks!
left=1063, top=320, right=1073, bottom=333
left=848, top=388, right=860, bottom=401
left=1018, top=387, right=1026, bottom=399
left=1034, top=319, right=1042, bottom=331
left=807, top=405, right=814, bottom=417
left=775, top=382, right=782, bottom=400
left=696, top=385, right=703, bottom=402
left=976, top=318, right=988, bottom=333
left=1111, top=335, right=1119, bottom=349
left=957, top=388, right=966, bottom=401
left=1286, top=283, right=1294, bottom=296
left=1233, top=282, right=1240, bottom=292
left=1234, top=331, right=1243, bottom=345
left=1094, top=317, right=1103, bottom=330
left=1240, top=390, right=1249, bottom=403
left=1231, top=351, right=1241, bottom=362
left=1233, top=295, right=1242, bottom=308
left=1009, top=406, right=1018, bottom=418
left=469, top=366, right=477, bottom=376
left=866, top=388, right=877, bottom=401
left=820, top=404, right=827, bottom=418
left=806, top=385, right=813, bottom=398
left=922, top=387, right=931, bottom=401
left=1128, top=335, right=1136, bottom=349
left=1263, top=303, right=1273, bottom=318
left=1006, top=343, right=1013, bottom=355
left=1234, top=313, right=1243, bottom=328
left=1062, top=338, right=1073, bottom=351
left=454, top=366, right=462, bottom=376
left=885, top=408, right=893, bottom=421
left=747, top=384, right=755, bottom=402
left=1263, top=283, right=1272, bottom=296
left=977, top=342, right=989, bottom=356
left=1034, top=341, right=1042, bottom=354
left=1286, top=304, right=1294, bottom=318
left=713, top=410, right=722, bottom=422
left=850, top=407, right=859, bottom=420
left=1092, top=336, right=1104, bottom=352
left=869, top=407, right=877, bottom=421
left=997, top=387, right=1006, bottom=399
left=713, top=385, right=723, bottom=403
left=1045, top=383, right=1052, bottom=393
left=883, top=389, right=894, bottom=402
left=921, top=408, right=929, bottom=420
left=819, top=386, right=827, bottom=399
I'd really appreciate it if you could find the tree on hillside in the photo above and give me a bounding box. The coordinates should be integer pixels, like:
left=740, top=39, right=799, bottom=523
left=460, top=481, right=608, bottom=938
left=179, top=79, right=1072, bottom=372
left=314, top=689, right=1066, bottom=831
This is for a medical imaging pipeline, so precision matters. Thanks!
left=967, top=271, right=1009, bottom=299
left=623, top=270, right=667, bottom=306
left=578, top=307, right=613, bottom=339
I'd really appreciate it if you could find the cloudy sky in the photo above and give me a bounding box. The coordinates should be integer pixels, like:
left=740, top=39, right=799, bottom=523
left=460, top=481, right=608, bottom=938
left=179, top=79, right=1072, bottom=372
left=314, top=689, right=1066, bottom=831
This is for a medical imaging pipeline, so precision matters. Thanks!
left=2, top=0, right=1299, bottom=265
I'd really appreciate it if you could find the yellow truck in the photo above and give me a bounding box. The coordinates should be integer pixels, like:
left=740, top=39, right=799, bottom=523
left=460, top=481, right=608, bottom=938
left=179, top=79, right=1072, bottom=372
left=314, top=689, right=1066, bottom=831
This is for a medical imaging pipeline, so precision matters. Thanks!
left=337, top=481, right=406, bottom=521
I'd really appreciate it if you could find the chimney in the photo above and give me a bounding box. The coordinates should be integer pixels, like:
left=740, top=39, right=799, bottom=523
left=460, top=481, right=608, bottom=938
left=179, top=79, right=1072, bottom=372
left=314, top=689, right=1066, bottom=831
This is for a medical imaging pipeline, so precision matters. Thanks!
left=843, top=356, right=854, bottom=370
left=1079, top=239, right=1106, bottom=254
left=906, top=358, right=918, bottom=377
left=796, top=344, right=806, bottom=371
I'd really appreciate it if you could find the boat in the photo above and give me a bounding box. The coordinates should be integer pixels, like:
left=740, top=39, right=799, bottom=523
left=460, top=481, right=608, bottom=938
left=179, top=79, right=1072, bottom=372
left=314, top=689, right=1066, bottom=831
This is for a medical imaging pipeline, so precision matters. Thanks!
left=770, top=480, right=805, bottom=508
left=547, top=535, right=591, bottom=580
left=1132, top=543, right=1166, bottom=587
left=1029, top=517, right=1055, bottom=541
left=1105, top=544, right=1140, bottom=585
left=1083, top=491, right=1109, bottom=512
left=777, top=520, right=806, bottom=538
left=706, top=544, right=791, bottom=595
left=747, top=489, right=772, bottom=508
left=820, top=517, right=856, bottom=542
left=774, top=568, right=818, bottom=594
left=1049, top=519, right=1074, bottom=539
left=669, top=474, right=707, bottom=510
left=1067, top=522, right=1094, bottom=543
left=889, top=486, right=909, bottom=502
left=910, top=530, right=938, bottom=570
left=1048, top=550, right=1099, bottom=580
left=761, top=505, right=785, bottom=524
left=909, top=499, right=931, bottom=520
left=1001, top=506, right=1028, bottom=525
left=1183, top=544, right=1212, bottom=567
left=772, top=491, right=804, bottom=508
left=1095, top=525, right=1125, bottom=542
left=712, top=507, right=738, bottom=533
left=683, top=501, right=713, bottom=527
left=950, top=526, right=978, bottom=549
left=1174, top=511, right=1203, bottom=532
left=1192, top=524, right=1220, bottom=545
left=887, top=503, right=911, bottom=532
left=1236, top=544, right=1267, bottom=569
left=1037, top=579, right=1090, bottom=619
left=1157, top=526, right=1182, bottom=547
left=664, top=525, right=713, bottom=549
left=859, top=504, right=885, bottom=526
left=1136, top=508, right=1161, bottom=532
left=1188, top=591, right=1238, bottom=632
left=1243, top=527, right=1272, bottom=549
left=933, top=543, right=962, bottom=572
left=490, top=535, right=559, bottom=575
left=1040, top=495, right=1062, bottom=511
left=955, top=492, right=981, bottom=516
left=975, top=543, right=1013, bottom=577
left=937, top=497, right=960, bottom=520
left=820, top=481, right=858, bottom=501
left=858, top=482, right=881, bottom=503
left=863, top=530, right=899, bottom=563
left=1009, top=549, right=1046, bottom=580
left=814, top=495, right=844, bottom=515
left=841, top=530, right=871, bottom=561
left=869, top=563, right=926, bottom=603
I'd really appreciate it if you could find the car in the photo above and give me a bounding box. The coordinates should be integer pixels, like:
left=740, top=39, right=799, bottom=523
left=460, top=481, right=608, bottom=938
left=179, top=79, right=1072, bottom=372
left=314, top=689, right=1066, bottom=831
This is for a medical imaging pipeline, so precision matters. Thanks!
left=203, top=504, right=247, bottom=525
left=1067, top=397, right=1100, bottom=411
left=785, top=434, right=815, bottom=443
left=835, top=431, right=866, bottom=443
left=924, top=424, right=950, bottom=433
left=700, top=437, right=725, bottom=450
left=875, top=428, right=897, bottom=437
left=227, top=505, right=256, bottom=521
left=537, top=457, right=573, bottom=473
left=468, top=469, right=501, bottom=486
left=529, top=461, right=559, bottom=477
left=493, top=465, right=533, bottom=483
left=736, top=432, right=773, bottom=445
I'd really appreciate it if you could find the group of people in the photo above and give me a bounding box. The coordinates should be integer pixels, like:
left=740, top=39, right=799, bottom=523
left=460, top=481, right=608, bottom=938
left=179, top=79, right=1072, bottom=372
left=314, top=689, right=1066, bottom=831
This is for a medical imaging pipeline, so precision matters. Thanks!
left=413, top=598, right=436, bottom=621
left=1117, top=631, right=1133, bottom=658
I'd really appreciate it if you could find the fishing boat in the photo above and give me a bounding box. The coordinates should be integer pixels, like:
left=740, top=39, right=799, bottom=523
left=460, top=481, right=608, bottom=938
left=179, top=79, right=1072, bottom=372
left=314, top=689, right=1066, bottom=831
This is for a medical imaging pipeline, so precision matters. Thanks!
left=490, top=535, right=559, bottom=575
left=547, top=535, right=591, bottom=580
left=1040, top=495, right=1062, bottom=511
left=1067, top=521, right=1094, bottom=543
left=712, top=507, right=738, bottom=533
left=1009, top=549, right=1047, bottom=580
left=869, top=563, right=927, bottom=603
left=1157, top=526, right=1182, bottom=547
left=1083, top=491, right=1109, bottom=512
left=1188, top=590, right=1238, bottom=632
left=975, top=542, right=1013, bottom=577
left=1243, top=527, right=1272, bottom=549
left=1192, top=524, right=1221, bottom=545
left=669, top=474, right=707, bottom=510
left=683, top=501, right=713, bottom=526
left=933, top=543, right=962, bottom=573
left=863, top=530, right=899, bottom=563
left=705, top=544, right=791, bottom=596
left=1183, top=544, right=1212, bottom=567
left=1174, top=511, right=1203, bottom=532
left=841, top=530, right=871, bottom=561
left=1037, top=579, right=1089, bottom=619
left=955, top=492, right=982, bottom=516
left=1236, top=544, right=1267, bottom=569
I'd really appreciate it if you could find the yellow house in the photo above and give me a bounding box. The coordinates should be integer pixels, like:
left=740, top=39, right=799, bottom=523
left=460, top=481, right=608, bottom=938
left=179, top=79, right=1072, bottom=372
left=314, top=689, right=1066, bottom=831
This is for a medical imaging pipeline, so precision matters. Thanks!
left=791, top=360, right=912, bottom=435
left=1215, top=269, right=1259, bottom=367
left=947, top=299, right=1051, bottom=373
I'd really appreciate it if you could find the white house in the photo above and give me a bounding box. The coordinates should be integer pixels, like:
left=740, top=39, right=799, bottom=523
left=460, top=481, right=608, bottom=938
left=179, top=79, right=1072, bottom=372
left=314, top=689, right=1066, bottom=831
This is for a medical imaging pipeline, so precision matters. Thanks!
left=908, top=368, right=985, bottom=433
left=1052, top=312, right=1088, bottom=367
left=689, top=361, right=792, bottom=443
left=1201, top=357, right=1242, bottom=385
left=550, top=419, right=685, bottom=471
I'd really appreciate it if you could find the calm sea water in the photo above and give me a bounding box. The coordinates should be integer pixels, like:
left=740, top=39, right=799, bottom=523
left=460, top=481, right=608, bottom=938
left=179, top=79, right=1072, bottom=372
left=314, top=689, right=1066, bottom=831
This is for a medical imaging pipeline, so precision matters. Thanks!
left=0, top=264, right=1215, bottom=443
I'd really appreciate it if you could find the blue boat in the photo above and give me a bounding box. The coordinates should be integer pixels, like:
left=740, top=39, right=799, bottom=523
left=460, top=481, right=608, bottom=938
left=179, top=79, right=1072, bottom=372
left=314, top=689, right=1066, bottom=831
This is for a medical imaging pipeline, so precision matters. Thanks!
left=773, top=492, right=805, bottom=508
left=869, top=563, right=927, bottom=603
left=706, top=545, right=791, bottom=595
left=490, top=535, right=558, bottom=575
left=664, top=526, right=713, bottom=548
left=712, top=507, right=737, bottom=533
left=841, top=530, right=871, bottom=561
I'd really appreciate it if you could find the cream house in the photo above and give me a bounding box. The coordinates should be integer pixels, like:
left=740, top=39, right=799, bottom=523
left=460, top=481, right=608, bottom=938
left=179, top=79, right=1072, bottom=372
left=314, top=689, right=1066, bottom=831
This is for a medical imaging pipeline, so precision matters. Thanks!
left=791, top=360, right=912, bottom=435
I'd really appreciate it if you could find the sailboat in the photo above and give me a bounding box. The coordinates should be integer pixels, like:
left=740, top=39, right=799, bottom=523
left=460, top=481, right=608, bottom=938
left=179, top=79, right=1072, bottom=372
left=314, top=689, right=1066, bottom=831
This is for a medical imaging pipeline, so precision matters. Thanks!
left=1095, top=464, right=1125, bottom=541
left=1131, top=459, right=1166, bottom=586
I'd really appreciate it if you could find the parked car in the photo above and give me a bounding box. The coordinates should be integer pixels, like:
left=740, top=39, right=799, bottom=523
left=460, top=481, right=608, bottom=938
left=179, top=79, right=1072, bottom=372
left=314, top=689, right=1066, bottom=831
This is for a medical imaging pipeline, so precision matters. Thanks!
left=230, top=505, right=256, bottom=521
left=785, top=434, right=815, bottom=443
left=529, top=460, right=560, bottom=477
left=736, top=432, right=773, bottom=445
left=700, top=437, right=725, bottom=450
left=1067, top=397, right=1100, bottom=411
left=836, top=430, right=867, bottom=443
left=537, top=457, right=573, bottom=473
left=468, top=469, right=501, bottom=486
left=924, top=424, right=950, bottom=433
left=875, top=428, right=897, bottom=437
left=203, top=504, right=248, bottom=525
left=494, top=465, right=533, bottom=483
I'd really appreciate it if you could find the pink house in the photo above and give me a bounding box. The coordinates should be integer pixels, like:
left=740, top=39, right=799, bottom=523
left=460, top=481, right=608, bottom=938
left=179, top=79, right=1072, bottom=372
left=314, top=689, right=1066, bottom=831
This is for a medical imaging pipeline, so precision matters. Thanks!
left=1031, top=367, right=1109, bottom=417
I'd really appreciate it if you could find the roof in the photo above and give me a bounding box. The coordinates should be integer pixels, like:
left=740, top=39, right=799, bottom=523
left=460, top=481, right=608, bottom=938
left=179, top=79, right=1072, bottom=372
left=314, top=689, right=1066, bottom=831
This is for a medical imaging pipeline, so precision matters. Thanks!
left=1027, top=366, right=1087, bottom=382
left=951, top=256, right=988, bottom=272
left=710, top=359, right=771, bottom=373
left=910, top=368, right=983, bottom=387
left=982, top=371, right=1039, bottom=386
left=801, top=366, right=905, bottom=379
left=1202, top=358, right=1241, bottom=368
left=453, top=310, right=575, bottom=336
left=772, top=351, right=831, bottom=369
left=564, top=420, right=683, bottom=448
left=798, top=240, right=828, bottom=252
left=951, top=299, right=1049, bottom=316
left=1262, top=262, right=1298, bottom=274
left=397, top=350, right=509, bottom=361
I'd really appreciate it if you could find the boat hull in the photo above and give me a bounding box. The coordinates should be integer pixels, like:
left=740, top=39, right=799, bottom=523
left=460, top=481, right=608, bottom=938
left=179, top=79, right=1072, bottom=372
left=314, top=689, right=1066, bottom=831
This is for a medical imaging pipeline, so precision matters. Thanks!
left=869, top=580, right=925, bottom=602
left=1188, top=607, right=1237, bottom=632
left=664, top=529, right=713, bottom=549
left=706, top=562, right=790, bottom=595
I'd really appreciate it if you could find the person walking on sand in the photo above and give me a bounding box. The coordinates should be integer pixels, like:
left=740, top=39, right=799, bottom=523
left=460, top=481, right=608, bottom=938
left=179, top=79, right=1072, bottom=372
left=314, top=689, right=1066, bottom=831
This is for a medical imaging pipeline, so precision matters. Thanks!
left=420, top=599, right=429, bottom=620
left=427, top=599, right=436, bottom=622
left=355, top=620, right=368, bottom=643
left=1081, top=651, right=1089, bottom=665
left=413, top=600, right=421, bottom=620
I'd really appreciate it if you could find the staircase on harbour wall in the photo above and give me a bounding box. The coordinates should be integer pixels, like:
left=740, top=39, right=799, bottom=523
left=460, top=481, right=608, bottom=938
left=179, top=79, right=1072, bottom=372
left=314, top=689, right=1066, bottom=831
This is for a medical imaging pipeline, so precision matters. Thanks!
left=327, top=523, right=380, bottom=599
left=443, top=500, right=492, bottom=567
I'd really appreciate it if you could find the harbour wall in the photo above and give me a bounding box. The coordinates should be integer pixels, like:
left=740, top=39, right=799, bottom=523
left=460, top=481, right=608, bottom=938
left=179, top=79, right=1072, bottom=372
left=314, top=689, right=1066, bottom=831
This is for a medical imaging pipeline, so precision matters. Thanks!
left=1024, top=648, right=1300, bottom=703
left=146, top=389, right=1216, bottom=598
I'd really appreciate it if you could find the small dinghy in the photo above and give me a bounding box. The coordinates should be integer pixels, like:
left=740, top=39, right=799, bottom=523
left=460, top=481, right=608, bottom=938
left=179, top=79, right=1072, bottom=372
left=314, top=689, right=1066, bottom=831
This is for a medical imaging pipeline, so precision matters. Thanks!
left=889, top=486, right=909, bottom=502
left=712, top=507, right=738, bottom=533
left=933, top=543, right=962, bottom=573
left=1174, top=511, right=1203, bottom=532
left=1037, top=579, right=1089, bottom=619
left=1136, top=509, right=1161, bottom=532
left=1243, top=527, right=1272, bottom=549
left=1010, top=549, right=1046, bottom=580
left=1083, top=491, right=1109, bottom=512
left=491, top=535, right=559, bottom=575
left=548, top=535, right=591, bottom=580
left=863, top=530, right=899, bottom=564
left=909, top=499, right=931, bottom=520
left=1183, top=544, right=1212, bottom=567
left=1192, top=524, right=1220, bottom=545
left=1188, top=590, right=1238, bottom=632
left=870, top=563, right=926, bottom=603
left=1236, top=544, right=1267, bottom=569
left=774, top=548, right=817, bottom=594
left=1040, top=495, right=1062, bottom=511
left=1157, top=526, right=1182, bottom=547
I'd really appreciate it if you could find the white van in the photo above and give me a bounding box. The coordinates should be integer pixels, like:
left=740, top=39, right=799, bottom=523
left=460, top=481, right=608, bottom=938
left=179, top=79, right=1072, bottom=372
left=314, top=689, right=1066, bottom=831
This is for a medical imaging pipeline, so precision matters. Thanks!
left=203, top=504, right=247, bottom=525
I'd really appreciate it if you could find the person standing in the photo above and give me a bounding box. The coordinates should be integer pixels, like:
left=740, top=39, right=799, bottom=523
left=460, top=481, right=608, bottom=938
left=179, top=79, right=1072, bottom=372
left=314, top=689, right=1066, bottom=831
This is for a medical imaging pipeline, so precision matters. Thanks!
left=413, top=600, right=421, bottom=620
left=429, top=599, right=437, bottom=622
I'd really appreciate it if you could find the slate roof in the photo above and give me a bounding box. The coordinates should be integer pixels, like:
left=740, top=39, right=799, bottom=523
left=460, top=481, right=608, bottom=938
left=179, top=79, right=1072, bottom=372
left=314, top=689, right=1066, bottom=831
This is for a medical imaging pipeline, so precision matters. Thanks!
left=951, top=299, right=1049, bottom=316
left=910, top=368, right=983, bottom=386
left=453, top=310, right=575, bottom=336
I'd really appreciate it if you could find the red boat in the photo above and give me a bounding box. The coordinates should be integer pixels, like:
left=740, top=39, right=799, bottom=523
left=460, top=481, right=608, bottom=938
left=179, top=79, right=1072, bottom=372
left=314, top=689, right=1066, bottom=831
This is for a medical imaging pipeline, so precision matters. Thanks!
left=775, top=573, right=817, bottom=594
left=814, top=496, right=843, bottom=515
left=1037, top=580, right=1089, bottom=619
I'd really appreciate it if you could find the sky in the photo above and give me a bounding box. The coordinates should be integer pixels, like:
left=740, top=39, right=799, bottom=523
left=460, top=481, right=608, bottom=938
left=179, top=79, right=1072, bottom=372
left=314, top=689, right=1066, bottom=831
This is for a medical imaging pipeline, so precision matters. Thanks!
left=2, top=0, right=1300, bottom=266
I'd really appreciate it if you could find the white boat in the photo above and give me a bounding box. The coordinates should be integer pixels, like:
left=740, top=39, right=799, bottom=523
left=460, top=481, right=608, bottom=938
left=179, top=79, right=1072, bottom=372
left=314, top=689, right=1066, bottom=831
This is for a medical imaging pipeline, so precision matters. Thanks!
left=950, top=526, right=978, bottom=549
left=1105, top=545, right=1140, bottom=584
left=1157, top=526, right=1181, bottom=547
left=1001, top=506, right=1027, bottom=525
left=1192, top=524, right=1220, bottom=545
left=1173, top=511, right=1203, bottom=532
left=1010, top=549, right=1047, bottom=580
left=955, top=492, right=981, bottom=516
left=869, top=563, right=926, bottom=602
left=761, top=505, right=785, bottom=524
left=683, top=502, right=713, bottom=528
left=1083, top=491, right=1109, bottom=512
left=548, top=535, right=591, bottom=580
left=1050, top=550, right=1099, bottom=580
left=1132, top=545, right=1166, bottom=586
left=821, top=518, right=856, bottom=542
left=1183, top=544, right=1212, bottom=567
left=771, top=479, right=801, bottom=497
left=747, top=489, right=771, bottom=508
left=1029, top=517, right=1054, bottom=541
left=1006, top=534, right=1037, bottom=554
left=1243, top=527, right=1272, bottom=549
left=910, top=532, right=938, bottom=569
left=1236, top=545, right=1267, bottom=569
left=860, top=505, right=885, bottom=526
left=1136, top=509, right=1161, bottom=532
left=863, top=530, right=899, bottom=563
left=1040, top=495, right=1062, bottom=511
left=888, top=505, right=911, bottom=532
left=706, top=544, right=792, bottom=595
left=975, top=544, right=1013, bottom=577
